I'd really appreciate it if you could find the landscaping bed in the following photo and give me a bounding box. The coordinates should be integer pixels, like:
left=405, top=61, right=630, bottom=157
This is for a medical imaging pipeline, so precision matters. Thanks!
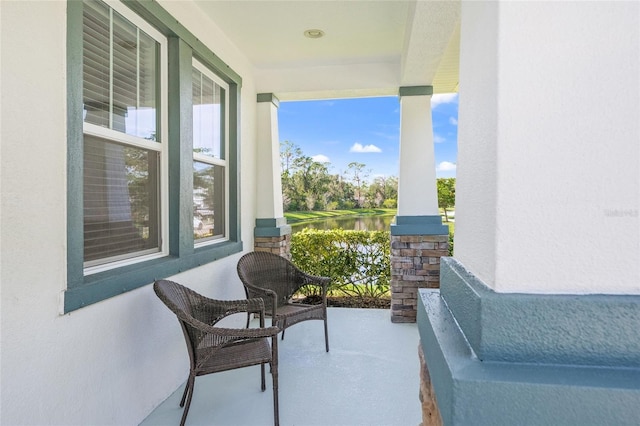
left=298, top=295, right=391, bottom=309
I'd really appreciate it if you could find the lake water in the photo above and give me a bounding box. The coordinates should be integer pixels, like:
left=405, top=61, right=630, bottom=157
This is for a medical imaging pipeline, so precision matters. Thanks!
left=290, top=214, right=396, bottom=234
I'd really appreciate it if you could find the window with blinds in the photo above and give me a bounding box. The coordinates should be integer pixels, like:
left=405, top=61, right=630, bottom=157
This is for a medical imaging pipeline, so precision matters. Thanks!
left=192, top=61, right=228, bottom=244
left=82, top=0, right=166, bottom=269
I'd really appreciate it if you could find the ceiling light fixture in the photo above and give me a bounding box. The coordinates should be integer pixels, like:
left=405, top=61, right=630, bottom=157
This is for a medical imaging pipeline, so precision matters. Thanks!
left=304, top=29, right=325, bottom=39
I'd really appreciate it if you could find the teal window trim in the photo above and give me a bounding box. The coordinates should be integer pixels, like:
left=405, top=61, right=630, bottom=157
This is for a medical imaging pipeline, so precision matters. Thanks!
left=65, top=0, right=243, bottom=313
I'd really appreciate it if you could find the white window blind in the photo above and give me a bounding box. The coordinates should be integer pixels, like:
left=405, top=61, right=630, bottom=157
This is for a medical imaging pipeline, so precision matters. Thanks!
left=82, top=0, right=165, bottom=268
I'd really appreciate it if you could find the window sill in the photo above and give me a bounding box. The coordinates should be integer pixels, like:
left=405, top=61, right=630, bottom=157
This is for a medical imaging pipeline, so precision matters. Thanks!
left=63, top=240, right=242, bottom=313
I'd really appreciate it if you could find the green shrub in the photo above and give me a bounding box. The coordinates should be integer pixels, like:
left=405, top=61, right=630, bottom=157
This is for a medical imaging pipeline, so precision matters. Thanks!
left=291, top=228, right=390, bottom=299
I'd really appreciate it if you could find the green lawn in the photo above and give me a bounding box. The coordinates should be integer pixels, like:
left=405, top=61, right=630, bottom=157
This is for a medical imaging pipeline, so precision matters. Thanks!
left=284, top=208, right=397, bottom=223
left=284, top=207, right=455, bottom=231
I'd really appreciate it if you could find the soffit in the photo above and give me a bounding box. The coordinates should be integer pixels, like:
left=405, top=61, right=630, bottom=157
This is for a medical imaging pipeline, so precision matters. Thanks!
left=193, top=0, right=460, bottom=99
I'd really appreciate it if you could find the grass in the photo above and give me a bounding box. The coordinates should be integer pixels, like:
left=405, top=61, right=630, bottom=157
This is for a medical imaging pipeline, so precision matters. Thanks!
left=284, top=208, right=397, bottom=223
left=285, top=207, right=455, bottom=230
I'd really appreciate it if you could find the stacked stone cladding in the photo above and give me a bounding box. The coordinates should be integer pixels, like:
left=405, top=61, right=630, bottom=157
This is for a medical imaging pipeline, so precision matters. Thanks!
left=391, top=234, right=448, bottom=323
left=418, top=344, right=443, bottom=426
left=254, top=234, right=291, bottom=259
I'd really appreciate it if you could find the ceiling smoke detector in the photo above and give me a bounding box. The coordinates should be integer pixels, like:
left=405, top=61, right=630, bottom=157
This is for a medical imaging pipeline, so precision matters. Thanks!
left=304, top=29, right=325, bottom=39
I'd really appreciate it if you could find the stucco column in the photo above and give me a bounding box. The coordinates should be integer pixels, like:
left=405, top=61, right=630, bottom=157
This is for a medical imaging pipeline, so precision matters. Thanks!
left=418, top=2, right=640, bottom=424
left=255, top=93, right=291, bottom=257
left=391, top=86, right=449, bottom=323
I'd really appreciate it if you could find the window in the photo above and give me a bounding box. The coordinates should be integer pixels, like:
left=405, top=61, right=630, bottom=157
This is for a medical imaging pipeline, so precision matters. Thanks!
left=192, top=61, right=228, bottom=244
left=82, top=0, right=168, bottom=272
left=66, top=0, right=243, bottom=312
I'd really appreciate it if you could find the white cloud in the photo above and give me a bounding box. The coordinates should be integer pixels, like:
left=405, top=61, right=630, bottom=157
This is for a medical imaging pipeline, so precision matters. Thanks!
left=431, top=93, right=458, bottom=108
left=436, top=161, right=457, bottom=171
left=449, top=117, right=458, bottom=126
left=434, top=134, right=446, bottom=144
left=312, top=154, right=330, bottom=163
left=350, top=142, right=382, bottom=153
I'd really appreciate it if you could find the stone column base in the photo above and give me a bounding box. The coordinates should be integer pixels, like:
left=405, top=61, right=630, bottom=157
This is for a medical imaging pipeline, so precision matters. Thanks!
left=390, top=234, right=448, bottom=323
left=254, top=234, right=291, bottom=259
left=418, top=343, right=443, bottom=426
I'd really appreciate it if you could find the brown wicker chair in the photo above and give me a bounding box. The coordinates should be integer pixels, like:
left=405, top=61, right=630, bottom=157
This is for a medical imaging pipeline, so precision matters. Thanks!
left=153, top=280, right=280, bottom=426
left=236, top=251, right=330, bottom=352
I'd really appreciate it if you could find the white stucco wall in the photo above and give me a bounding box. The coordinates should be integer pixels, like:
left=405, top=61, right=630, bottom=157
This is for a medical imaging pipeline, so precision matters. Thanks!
left=0, top=1, right=259, bottom=424
left=456, top=1, right=640, bottom=294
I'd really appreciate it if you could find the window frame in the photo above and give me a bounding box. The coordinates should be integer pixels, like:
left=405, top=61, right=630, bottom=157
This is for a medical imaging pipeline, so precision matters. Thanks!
left=192, top=58, right=230, bottom=247
left=81, top=0, right=170, bottom=274
left=65, top=0, right=243, bottom=313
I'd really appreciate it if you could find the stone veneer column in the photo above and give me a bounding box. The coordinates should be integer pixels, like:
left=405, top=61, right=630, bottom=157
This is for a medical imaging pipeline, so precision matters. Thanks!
left=391, top=233, right=448, bottom=322
left=254, top=220, right=291, bottom=259
left=418, top=344, right=443, bottom=426
left=255, top=94, right=291, bottom=257
left=391, top=86, right=449, bottom=323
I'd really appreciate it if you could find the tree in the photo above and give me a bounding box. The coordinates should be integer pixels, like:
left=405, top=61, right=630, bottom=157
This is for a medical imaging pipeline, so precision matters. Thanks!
left=280, top=140, right=303, bottom=173
left=346, top=162, right=369, bottom=208
left=437, top=178, right=456, bottom=222
left=366, top=175, right=397, bottom=208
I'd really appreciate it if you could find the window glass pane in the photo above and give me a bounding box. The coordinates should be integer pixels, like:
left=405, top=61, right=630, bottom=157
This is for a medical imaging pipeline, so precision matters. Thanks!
left=112, top=11, right=137, bottom=133
left=193, top=162, right=225, bottom=241
left=83, top=0, right=110, bottom=128
left=192, top=68, right=222, bottom=158
left=83, top=0, right=159, bottom=141
left=135, top=31, right=158, bottom=140
left=84, top=134, right=160, bottom=264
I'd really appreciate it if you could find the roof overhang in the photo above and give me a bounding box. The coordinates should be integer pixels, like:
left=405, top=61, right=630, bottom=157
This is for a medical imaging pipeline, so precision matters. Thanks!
left=193, top=0, right=460, bottom=100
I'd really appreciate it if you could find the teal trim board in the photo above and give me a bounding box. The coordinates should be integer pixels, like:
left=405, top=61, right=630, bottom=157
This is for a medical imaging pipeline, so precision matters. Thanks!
left=440, top=257, right=640, bottom=366
left=390, top=215, right=449, bottom=236
left=399, top=86, right=433, bottom=97
left=257, top=93, right=280, bottom=108
left=254, top=218, right=292, bottom=238
left=417, top=257, right=640, bottom=425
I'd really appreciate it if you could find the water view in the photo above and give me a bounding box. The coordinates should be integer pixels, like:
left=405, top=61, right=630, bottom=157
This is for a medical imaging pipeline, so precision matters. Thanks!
left=290, top=214, right=396, bottom=234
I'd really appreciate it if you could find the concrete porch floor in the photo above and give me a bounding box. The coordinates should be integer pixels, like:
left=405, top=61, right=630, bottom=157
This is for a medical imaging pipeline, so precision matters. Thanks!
left=141, top=308, right=421, bottom=426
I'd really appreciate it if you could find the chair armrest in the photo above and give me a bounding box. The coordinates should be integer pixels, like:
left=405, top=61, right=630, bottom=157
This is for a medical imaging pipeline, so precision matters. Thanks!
left=191, top=297, right=268, bottom=325
left=300, top=274, right=331, bottom=296
left=208, top=325, right=281, bottom=339
left=179, top=309, right=280, bottom=339
left=242, top=283, right=279, bottom=320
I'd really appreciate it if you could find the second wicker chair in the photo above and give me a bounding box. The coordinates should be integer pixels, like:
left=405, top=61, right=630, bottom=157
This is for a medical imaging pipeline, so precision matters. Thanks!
left=237, top=251, right=330, bottom=352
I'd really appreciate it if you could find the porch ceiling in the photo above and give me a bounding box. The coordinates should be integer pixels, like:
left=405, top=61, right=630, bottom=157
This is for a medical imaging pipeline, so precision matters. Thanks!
left=193, top=0, right=460, bottom=100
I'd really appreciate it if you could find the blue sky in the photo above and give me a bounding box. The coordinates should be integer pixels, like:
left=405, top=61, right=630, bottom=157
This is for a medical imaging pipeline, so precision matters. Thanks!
left=278, top=94, right=458, bottom=182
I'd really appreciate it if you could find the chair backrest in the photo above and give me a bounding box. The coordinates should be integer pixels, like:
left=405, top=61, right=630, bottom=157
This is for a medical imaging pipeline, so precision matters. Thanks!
left=154, top=279, right=196, bottom=319
left=154, top=280, right=234, bottom=364
left=237, top=252, right=304, bottom=307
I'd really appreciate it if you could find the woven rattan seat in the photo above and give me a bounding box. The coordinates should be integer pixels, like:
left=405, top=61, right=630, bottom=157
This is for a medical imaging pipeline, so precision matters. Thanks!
left=154, top=280, right=280, bottom=426
left=237, top=251, right=330, bottom=352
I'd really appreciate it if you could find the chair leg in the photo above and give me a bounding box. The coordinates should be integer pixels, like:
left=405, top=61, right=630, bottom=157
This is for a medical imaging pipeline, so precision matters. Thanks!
left=281, top=328, right=285, bottom=341
left=271, top=338, right=279, bottom=426
left=324, top=315, right=330, bottom=352
left=180, top=375, right=196, bottom=426
left=261, top=362, right=266, bottom=391
left=179, top=375, right=192, bottom=408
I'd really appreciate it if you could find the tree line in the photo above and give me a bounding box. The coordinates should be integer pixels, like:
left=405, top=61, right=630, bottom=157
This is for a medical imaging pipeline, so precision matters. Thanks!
left=280, top=140, right=455, bottom=217
left=280, top=141, right=398, bottom=211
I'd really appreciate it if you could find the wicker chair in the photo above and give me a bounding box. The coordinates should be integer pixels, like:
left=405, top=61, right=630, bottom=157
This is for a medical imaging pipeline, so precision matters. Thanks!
left=236, top=251, right=330, bottom=352
left=153, top=280, right=280, bottom=426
